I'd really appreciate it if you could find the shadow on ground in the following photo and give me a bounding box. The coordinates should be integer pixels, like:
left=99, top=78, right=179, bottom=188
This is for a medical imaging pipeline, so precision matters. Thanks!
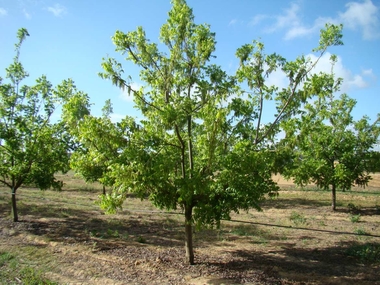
left=202, top=241, right=380, bottom=285
left=1, top=191, right=379, bottom=285
left=0, top=199, right=185, bottom=248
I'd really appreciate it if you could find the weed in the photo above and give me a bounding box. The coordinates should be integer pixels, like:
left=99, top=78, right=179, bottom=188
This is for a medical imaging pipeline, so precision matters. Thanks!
left=289, top=211, right=307, bottom=226
left=0, top=253, right=57, bottom=285
left=106, top=228, right=120, bottom=238
left=89, top=230, right=99, bottom=238
left=302, top=238, right=311, bottom=245
left=216, top=230, right=226, bottom=241
left=354, top=228, right=367, bottom=235
left=60, top=208, right=71, bottom=218
left=136, top=236, right=146, bottom=243
left=231, top=225, right=255, bottom=236
left=280, top=235, right=288, bottom=241
left=348, top=203, right=360, bottom=213
left=349, top=214, right=361, bottom=223
left=19, top=267, right=58, bottom=285
left=346, top=243, right=380, bottom=263
left=253, top=236, right=268, bottom=245
left=0, top=252, right=14, bottom=267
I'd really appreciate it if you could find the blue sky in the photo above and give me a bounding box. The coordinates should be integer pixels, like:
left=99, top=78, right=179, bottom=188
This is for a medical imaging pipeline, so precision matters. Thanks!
left=0, top=0, right=379, bottom=124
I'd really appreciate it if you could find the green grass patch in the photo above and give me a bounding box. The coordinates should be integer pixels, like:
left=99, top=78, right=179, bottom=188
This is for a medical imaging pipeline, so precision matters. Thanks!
left=349, top=214, right=361, bottom=223
left=0, top=252, right=15, bottom=267
left=136, top=236, right=146, bottom=243
left=346, top=243, right=380, bottom=263
left=354, top=228, right=367, bottom=235
left=0, top=251, right=57, bottom=285
left=231, top=225, right=256, bottom=237
left=289, top=211, right=307, bottom=226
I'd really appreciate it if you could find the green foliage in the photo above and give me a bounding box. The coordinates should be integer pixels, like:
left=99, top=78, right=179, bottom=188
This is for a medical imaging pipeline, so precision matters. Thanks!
left=349, top=214, right=361, bottom=223
left=90, top=228, right=122, bottom=239
left=346, top=243, right=380, bottom=263
left=348, top=203, right=360, bottom=213
left=354, top=228, right=367, bottom=235
left=289, top=211, right=307, bottom=226
left=83, top=0, right=344, bottom=264
left=66, top=98, right=138, bottom=192
left=18, top=267, right=58, bottom=285
left=136, top=236, right=146, bottom=243
left=282, top=55, right=380, bottom=210
left=0, top=28, right=86, bottom=221
left=0, top=252, right=57, bottom=285
left=231, top=225, right=256, bottom=237
left=0, top=252, right=14, bottom=267
left=97, top=1, right=343, bottom=220
left=367, top=151, right=380, bottom=172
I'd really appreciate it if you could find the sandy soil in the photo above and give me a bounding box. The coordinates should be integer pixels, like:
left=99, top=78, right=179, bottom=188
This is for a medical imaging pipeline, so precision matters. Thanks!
left=0, top=174, right=379, bottom=284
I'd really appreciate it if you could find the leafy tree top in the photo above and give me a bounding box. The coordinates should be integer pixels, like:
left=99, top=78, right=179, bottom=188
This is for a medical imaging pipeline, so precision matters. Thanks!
left=97, top=0, right=344, bottom=224
left=0, top=28, right=88, bottom=221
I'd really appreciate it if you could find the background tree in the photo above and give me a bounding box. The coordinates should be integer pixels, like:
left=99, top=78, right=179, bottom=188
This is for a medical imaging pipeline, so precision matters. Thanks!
left=97, top=0, right=343, bottom=264
left=0, top=28, right=83, bottom=222
left=65, top=99, right=134, bottom=196
left=282, top=58, right=380, bottom=211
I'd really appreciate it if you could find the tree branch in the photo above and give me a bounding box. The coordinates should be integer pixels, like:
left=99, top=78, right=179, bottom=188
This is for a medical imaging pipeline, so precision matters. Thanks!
left=0, top=178, right=12, bottom=188
left=256, top=47, right=330, bottom=145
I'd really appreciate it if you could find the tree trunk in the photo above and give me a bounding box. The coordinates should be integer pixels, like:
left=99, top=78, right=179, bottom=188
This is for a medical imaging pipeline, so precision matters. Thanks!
left=102, top=185, right=106, bottom=195
left=331, top=184, right=336, bottom=211
left=12, top=188, right=18, bottom=222
left=184, top=205, right=194, bottom=265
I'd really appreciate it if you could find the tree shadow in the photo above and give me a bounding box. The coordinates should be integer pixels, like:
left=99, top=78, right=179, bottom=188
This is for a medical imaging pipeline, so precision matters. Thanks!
left=0, top=201, right=185, bottom=249
left=226, top=218, right=380, bottom=238
left=262, top=197, right=330, bottom=209
left=203, top=241, right=380, bottom=284
left=336, top=207, right=380, bottom=216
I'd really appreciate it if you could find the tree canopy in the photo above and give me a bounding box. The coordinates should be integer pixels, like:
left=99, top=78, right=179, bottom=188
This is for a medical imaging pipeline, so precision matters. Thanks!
left=87, top=0, right=346, bottom=265
left=0, top=28, right=84, bottom=222
left=282, top=58, right=380, bottom=210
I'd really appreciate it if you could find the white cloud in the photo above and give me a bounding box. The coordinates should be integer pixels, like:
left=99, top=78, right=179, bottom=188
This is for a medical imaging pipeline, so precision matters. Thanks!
left=252, top=0, right=380, bottom=41
left=110, top=113, right=127, bottom=123
left=120, top=82, right=142, bottom=102
left=347, top=74, right=368, bottom=88
left=307, top=52, right=369, bottom=92
left=249, top=14, right=267, bottom=26
left=266, top=68, right=288, bottom=90
left=120, top=88, right=133, bottom=102
left=0, top=7, right=7, bottom=16
left=266, top=2, right=301, bottom=33
left=362, top=68, right=376, bottom=79
left=228, top=19, right=237, bottom=26
left=256, top=2, right=325, bottom=40
left=23, top=8, right=31, bottom=19
left=284, top=25, right=316, bottom=40
left=264, top=52, right=372, bottom=93
left=339, top=0, right=380, bottom=40
left=47, top=3, right=67, bottom=17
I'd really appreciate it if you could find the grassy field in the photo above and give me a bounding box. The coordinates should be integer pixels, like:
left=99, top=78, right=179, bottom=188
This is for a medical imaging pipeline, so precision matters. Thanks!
left=0, top=172, right=379, bottom=284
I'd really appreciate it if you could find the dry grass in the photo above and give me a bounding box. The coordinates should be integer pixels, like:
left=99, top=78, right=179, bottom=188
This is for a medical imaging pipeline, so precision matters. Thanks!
left=0, top=172, right=379, bottom=284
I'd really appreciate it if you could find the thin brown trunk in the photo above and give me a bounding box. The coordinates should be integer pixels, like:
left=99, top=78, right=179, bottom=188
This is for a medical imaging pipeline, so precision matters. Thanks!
left=331, top=184, right=336, bottom=211
left=175, top=124, right=185, bottom=178
left=12, top=188, right=18, bottom=222
left=184, top=205, right=194, bottom=265
left=255, top=92, right=263, bottom=145
left=187, top=115, right=193, bottom=177
left=102, top=185, right=106, bottom=195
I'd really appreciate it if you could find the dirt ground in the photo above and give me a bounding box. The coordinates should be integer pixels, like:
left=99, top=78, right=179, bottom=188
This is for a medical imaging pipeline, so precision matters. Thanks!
left=0, top=173, right=380, bottom=284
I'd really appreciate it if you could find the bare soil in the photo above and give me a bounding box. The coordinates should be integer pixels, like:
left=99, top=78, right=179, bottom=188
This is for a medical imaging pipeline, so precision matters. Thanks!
left=1, top=173, right=380, bottom=284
